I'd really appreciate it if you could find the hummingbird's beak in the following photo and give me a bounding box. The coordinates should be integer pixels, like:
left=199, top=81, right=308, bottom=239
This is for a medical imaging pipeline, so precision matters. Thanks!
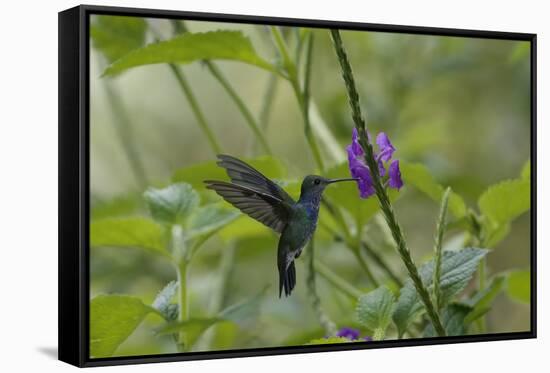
left=328, top=178, right=358, bottom=184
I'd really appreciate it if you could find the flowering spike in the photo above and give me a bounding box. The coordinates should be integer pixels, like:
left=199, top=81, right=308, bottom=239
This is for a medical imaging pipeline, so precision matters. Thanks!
left=346, top=129, right=403, bottom=198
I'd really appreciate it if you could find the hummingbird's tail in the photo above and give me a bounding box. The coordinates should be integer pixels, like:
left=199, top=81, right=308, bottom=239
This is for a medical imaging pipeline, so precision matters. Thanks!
left=279, top=260, right=296, bottom=298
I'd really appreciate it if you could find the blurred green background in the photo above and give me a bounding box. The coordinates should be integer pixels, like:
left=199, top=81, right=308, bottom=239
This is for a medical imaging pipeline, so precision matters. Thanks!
left=89, top=15, right=531, bottom=357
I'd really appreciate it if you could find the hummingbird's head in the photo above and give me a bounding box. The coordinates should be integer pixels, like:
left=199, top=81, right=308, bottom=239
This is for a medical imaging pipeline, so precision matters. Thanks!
left=300, top=175, right=357, bottom=197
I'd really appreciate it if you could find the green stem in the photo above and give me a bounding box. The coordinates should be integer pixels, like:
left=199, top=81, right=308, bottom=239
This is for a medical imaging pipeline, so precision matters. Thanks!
left=320, top=199, right=352, bottom=240
left=175, top=259, right=189, bottom=352
left=152, top=22, right=222, bottom=155
left=350, top=243, right=379, bottom=287
left=271, top=27, right=295, bottom=80
left=259, top=73, right=278, bottom=130
left=299, top=33, right=324, bottom=172
left=373, top=327, right=385, bottom=341
left=469, top=211, right=488, bottom=333
left=361, top=241, right=403, bottom=287
left=433, top=187, right=451, bottom=312
left=314, top=259, right=362, bottom=299
left=204, top=61, right=273, bottom=155
left=330, top=29, right=446, bottom=337
left=271, top=27, right=325, bottom=172
left=198, top=245, right=235, bottom=350
left=318, top=214, right=387, bottom=287
left=171, top=224, right=189, bottom=352
left=171, top=19, right=272, bottom=155
left=102, top=76, right=148, bottom=189
left=478, top=258, right=486, bottom=290
left=306, top=239, right=337, bottom=336
left=168, top=64, right=222, bottom=154
left=477, top=257, right=487, bottom=332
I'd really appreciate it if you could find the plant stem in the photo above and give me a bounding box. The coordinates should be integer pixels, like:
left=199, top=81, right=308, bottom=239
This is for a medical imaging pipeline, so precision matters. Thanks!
left=259, top=73, right=279, bottom=130
left=102, top=75, right=149, bottom=189
left=197, top=245, right=236, bottom=350
left=320, top=199, right=352, bottom=240
left=350, top=243, right=379, bottom=287
left=433, top=187, right=451, bottom=311
left=361, top=241, right=403, bottom=287
left=151, top=22, right=222, bottom=155
left=373, top=327, right=385, bottom=341
left=476, top=257, right=487, bottom=332
left=299, top=33, right=325, bottom=172
left=171, top=20, right=273, bottom=155
left=204, top=61, right=273, bottom=155
left=171, top=224, right=190, bottom=352
left=175, top=259, right=189, bottom=352
left=318, top=215, right=386, bottom=287
left=330, top=29, right=446, bottom=337
left=271, top=27, right=295, bottom=80
left=306, top=239, right=337, bottom=336
left=271, top=27, right=325, bottom=172
left=314, top=259, right=363, bottom=299
left=168, top=64, right=222, bottom=154
left=470, top=212, right=488, bottom=333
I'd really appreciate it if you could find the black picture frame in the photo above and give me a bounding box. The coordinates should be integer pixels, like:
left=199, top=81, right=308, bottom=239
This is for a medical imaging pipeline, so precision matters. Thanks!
left=58, top=4, right=537, bottom=368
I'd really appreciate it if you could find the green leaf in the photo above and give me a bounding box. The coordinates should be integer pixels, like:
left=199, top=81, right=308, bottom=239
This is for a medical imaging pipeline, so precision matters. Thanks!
left=437, top=249, right=489, bottom=302
left=392, top=248, right=488, bottom=337
left=144, top=183, right=200, bottom=225
left=90, top=15, right=147, bottom=64
left=392, top=284, right=424, bottom=338
left=156, top=318, right=225, bottom=347
left=507, top=270, right=530, bottom=304
left=103, top=30, right=277, bottom=76
left=152, top=281, right=178, bottom=320
left=400, top=162, right=467, bottom=218
left=478, top=178, right=530, bottom=227
left=464, top=274, right=506, bottom=324
left=307, top=337, right=352, bottom=345
left=356, top=286, right=396, bottom=340
left=484, top=222, right=511, bottom=248
left=424, top=303, right=472, bottom=337
left=186, top=203, right=240, bottom=239
left=172, top=156, right=287, bottom=191
left=90, top=217, right=169, bottom=257
left=90, top=295, right=158, bottom=357
left=521, top=159, right=531, bottom=180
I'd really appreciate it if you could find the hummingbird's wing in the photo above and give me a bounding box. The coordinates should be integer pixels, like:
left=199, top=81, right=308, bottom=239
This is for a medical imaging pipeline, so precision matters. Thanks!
left=204, top=155, right=295, bottom=233
left=215, top=154, right=295, bottom=205
left=204, top=180, right=292, bottom=233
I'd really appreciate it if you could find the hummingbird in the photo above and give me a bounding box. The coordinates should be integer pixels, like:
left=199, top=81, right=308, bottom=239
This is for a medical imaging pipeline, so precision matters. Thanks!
left=204, top=154, right=356, bottom=298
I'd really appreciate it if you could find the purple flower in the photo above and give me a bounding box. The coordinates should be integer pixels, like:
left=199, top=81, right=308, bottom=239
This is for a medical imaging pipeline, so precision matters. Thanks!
left=346, top=128, right=403, bottom=199
left=376, top=132, right=395, bottom=162
left=388, top=160, right=403, bottom=189
left=336, top=327, right=361, bottom=340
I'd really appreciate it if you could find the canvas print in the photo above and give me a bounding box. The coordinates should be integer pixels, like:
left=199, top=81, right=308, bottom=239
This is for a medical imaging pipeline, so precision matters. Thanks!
left=89, top=14, right=532, bottom=358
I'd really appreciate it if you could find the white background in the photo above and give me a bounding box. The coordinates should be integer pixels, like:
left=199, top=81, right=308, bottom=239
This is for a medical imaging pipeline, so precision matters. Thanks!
left=0, top=0, right=546, bottom=371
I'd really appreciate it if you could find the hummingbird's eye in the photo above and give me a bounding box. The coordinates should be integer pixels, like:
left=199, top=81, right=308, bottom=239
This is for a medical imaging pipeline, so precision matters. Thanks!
left=314, top=178, right=321, bottom=185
